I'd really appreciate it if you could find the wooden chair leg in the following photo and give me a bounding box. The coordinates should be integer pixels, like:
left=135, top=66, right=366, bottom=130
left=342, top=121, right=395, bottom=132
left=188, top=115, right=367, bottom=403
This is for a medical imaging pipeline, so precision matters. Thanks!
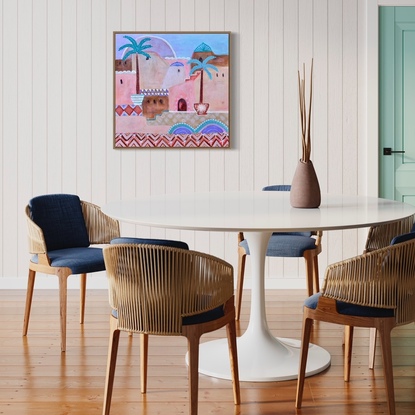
left=312, top=254, right=320, bottom=293
left=378, top=321, right=396, bottom=415
left=226, top=318, right=241, bottom=405
left=304, top=254, right=314, bottom=297
left=295, top=315, right=313, bottom=408
left=344, top=325, right=354, bottom=381
left=140, top=333, right=149, bottom=393
left=80, top=273, right=87, bottom=324
left=185, top=328, right=202, bottom=415
left=103, top=316, right=121, bottom=415
left=57, top=270, right=70, bottom=353
left=23, top=268, right=36, bottom=336
left=368, top=327, right=377, bottom=369
left=235, top=251, right=246, bottom=321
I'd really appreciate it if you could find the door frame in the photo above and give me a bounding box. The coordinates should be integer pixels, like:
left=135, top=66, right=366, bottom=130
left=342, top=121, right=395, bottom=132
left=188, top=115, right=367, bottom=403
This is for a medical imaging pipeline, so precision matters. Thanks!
left=367, top=0, right=415, bottom=197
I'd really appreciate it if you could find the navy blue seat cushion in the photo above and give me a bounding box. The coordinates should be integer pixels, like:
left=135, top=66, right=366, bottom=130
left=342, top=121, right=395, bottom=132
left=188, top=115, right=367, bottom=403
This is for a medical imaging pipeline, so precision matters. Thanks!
left=110, top=237, right=189, bottom=250
left=31, top=247, right=105, bottom=274
left=29, top=194, right=89, bottom=251
left=305, top=292, right=394, bottom=318
left=240, top=234, right=316, bottom=257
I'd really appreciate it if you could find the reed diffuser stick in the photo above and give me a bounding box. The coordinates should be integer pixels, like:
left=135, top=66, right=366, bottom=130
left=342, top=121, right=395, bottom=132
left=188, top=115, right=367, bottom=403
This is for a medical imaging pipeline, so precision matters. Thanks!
left=298, top=59, right=313, bottom=163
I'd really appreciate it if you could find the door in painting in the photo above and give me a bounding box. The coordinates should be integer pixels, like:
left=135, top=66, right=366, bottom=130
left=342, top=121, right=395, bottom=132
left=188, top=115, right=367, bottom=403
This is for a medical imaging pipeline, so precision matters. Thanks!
left=379, top=6, right=415, bottom=205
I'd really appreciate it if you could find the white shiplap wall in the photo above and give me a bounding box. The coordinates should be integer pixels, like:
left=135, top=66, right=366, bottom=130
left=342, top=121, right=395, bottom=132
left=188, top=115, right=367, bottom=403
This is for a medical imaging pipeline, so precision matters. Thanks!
left=1, top=0, right=371, bottom=289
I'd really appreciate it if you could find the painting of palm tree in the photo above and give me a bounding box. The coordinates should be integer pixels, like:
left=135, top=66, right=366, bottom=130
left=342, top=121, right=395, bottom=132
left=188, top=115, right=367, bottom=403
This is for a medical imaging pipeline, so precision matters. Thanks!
left=188, top=55, right=218, bottom=114
left=118, top=36, right=152, bottom=95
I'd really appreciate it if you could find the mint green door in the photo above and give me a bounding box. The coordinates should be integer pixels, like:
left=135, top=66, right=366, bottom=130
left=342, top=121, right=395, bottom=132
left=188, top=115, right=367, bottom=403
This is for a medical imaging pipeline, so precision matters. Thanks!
left=379, top=7, right=415, bottom=205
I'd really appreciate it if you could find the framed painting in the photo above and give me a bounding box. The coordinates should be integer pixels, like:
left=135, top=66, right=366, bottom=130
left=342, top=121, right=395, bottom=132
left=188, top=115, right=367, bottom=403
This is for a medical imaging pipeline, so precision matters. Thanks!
left=113, top=31, right=230, bottom=148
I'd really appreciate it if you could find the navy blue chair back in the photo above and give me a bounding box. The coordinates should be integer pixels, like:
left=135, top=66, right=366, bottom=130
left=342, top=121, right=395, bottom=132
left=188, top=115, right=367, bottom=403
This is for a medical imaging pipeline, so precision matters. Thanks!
left=29, top=194, right=89, bottom=251
left=110, top=237, right=189, bottom=250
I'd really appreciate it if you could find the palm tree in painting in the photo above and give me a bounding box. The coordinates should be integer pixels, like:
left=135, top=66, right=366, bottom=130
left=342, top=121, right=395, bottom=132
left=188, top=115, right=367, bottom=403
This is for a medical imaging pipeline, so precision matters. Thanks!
left=118, top=36, right=152, bottom=95
left=188, top=55, right=218, bottom=114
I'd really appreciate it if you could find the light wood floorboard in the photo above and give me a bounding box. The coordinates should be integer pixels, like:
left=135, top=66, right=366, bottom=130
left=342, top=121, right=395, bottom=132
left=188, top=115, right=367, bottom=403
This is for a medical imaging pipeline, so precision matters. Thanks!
left=0, top=289, right=414, bottom=415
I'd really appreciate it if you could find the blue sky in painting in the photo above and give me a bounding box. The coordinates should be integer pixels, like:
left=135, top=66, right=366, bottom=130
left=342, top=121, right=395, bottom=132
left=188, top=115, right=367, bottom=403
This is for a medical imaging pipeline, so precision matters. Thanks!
left=115, top=32, right=229, bottom=60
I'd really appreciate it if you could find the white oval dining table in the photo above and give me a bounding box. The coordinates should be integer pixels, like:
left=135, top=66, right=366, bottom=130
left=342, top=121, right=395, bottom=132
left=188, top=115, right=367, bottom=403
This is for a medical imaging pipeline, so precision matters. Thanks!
left=103, top=191, right=415, bottom=382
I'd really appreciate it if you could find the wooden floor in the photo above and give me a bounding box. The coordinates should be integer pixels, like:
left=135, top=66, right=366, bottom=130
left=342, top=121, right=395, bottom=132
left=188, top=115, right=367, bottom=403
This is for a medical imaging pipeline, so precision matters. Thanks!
left=1, top=289, right=415, bottom=415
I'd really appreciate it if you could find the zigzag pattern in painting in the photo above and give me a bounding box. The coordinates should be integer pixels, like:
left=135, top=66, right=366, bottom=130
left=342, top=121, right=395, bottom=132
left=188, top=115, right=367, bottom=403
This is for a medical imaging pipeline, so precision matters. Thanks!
left=115, top=105, right=142, bottom=116
left=115, top=133, right=230, bottom=148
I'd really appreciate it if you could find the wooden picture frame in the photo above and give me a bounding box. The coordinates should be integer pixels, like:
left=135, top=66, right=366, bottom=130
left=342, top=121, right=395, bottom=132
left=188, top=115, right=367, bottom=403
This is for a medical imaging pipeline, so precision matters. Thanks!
left=114, top=32, right=230, bottom=148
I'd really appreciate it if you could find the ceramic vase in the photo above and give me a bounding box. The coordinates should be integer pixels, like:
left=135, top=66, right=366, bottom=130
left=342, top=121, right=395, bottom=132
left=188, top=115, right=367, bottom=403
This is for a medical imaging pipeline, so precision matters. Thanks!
left=290, top=160, right=321, bottom=208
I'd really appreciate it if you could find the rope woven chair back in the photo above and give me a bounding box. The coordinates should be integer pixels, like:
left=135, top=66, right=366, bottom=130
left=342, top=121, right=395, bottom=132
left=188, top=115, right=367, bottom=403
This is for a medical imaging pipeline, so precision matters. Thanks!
left=364, top=215, right=415, bottom=253
left=323, top=236, right=415, bottom=326
left=103, top=243, right=234, bottom=335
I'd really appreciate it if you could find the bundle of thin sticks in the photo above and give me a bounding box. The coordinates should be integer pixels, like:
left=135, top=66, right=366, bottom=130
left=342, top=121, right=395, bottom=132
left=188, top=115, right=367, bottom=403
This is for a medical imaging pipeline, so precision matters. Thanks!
left=298, top=59, right=313, bottom=163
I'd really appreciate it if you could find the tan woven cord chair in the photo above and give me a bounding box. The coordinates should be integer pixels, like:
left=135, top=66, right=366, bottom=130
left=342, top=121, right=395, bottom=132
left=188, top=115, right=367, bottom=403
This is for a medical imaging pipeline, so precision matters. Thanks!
left=102, top=243, right=240, bottom=415
left=362, top=215, right=414, bottom=368
left=24, top=194, right=120, bottom=352
left=295, top=232, right=415, bottom=415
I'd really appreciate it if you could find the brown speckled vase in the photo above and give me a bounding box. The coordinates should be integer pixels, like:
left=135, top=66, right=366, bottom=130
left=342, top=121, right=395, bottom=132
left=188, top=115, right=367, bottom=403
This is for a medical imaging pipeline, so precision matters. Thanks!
left=290, top=160, right=321, bottom=208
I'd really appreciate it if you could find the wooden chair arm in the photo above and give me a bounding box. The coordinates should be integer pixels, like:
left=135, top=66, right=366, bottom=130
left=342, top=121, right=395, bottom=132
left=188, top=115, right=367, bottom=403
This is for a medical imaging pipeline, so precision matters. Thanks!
left=25, top=205, right=48, bottom=255
left=81, top=200, right=120, bottom=244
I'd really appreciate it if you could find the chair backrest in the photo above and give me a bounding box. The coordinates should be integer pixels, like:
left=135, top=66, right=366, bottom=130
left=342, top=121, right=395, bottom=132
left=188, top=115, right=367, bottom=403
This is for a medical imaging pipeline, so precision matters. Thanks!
left=29, top=194, right=89, bottom=251
left=323, top=232, right=415, bottom=326
left=103, top=243, right=233, bottom=335
left=110, top=237, right=189, bottom=250
left=262, top=184, right=291, bottom=192
left=364, top=215, right=415, bottom=253
left=390, top=232, right=415, bottom=324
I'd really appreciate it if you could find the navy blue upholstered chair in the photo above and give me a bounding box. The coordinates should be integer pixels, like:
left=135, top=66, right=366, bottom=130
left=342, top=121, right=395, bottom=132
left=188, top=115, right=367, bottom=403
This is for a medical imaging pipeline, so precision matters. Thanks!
left=295, top=232, right=415, bottom=415
left=102, top=238, right=240, bottom=415
left=236, top=185, right=323, bottom=319
left=24, top=194, right=120, bottom=352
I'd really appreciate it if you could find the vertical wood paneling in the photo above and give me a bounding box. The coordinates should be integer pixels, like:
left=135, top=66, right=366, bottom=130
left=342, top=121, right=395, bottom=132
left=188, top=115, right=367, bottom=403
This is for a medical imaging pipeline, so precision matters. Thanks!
left=77, top=0, right=93, bottom=200
left=17, top=0, right=34, bottom=277
left=239, top=0, right=254, bottom=191
left=91, top=0, right=108, bottom=207
left=2, top=0, right=19, bottom=277
left=61, top=0, right=78, bottom=194
left=106, top=0, right=121, bottom=204
left=47, top=0, right=63, bottom=194
left=0, top=0, right=368, bottom=288
left=253, top=0, right=269, bottom=190
left=32, top=1, right=48, bottom=196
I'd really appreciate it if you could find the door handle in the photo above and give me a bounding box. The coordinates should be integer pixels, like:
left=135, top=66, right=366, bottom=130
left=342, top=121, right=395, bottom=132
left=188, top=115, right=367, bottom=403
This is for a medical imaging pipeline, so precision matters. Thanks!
left=383, top=147, right=405, bottom=156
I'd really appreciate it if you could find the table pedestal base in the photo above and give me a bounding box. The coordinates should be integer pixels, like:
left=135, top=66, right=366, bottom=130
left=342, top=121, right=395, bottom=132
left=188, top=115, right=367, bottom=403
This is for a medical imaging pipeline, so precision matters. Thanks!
left=194, top=335, right=331, bottom=382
